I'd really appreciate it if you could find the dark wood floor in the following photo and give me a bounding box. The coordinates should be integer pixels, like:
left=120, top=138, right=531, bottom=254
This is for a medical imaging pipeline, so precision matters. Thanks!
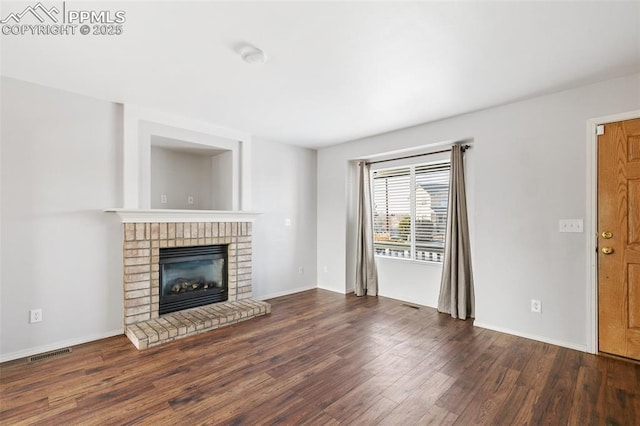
left=1, top=289, right=639, bottom=425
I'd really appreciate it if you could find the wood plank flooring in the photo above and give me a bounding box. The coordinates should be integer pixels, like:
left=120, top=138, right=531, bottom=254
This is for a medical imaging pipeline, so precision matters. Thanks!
left=1, top=289, right=639, bottom=425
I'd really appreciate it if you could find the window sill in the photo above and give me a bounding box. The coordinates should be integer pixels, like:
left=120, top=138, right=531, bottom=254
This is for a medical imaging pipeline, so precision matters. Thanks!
left=374, top=255, right=443, bottom=267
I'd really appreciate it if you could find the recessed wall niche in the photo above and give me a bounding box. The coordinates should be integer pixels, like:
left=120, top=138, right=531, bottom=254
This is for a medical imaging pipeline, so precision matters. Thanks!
left=150, top=135, right=234, bottom=210
left=122, top=113, right=246, bottom=211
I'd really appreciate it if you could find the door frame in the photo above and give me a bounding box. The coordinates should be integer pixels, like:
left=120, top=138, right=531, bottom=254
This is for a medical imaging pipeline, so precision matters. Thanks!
left=586, top=109, right=640, bottom=354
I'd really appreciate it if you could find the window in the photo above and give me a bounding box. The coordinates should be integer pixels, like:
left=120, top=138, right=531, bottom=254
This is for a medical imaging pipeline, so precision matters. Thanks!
left=372, top=161, right=450, bottom=262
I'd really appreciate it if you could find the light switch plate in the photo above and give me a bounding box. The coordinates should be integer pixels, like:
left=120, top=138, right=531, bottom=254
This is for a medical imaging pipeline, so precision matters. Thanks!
left=559, top=219, right=583, bottom=233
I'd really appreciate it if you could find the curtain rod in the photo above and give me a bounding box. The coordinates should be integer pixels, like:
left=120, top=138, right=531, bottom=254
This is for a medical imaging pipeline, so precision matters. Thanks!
left=365, top=144, right=471, bottom=166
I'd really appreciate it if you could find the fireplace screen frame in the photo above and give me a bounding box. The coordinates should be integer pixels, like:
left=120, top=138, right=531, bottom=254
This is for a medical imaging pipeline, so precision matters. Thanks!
left=158, top=244, right=228, bottom=315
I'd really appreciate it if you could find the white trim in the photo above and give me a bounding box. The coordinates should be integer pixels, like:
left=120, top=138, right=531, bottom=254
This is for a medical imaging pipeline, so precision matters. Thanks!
left=410, top=165, right=417, bottom=258
left=586, top=119, right=598, bottom=354
left=239, top=140, right=252, bottom=211
left=255, top=284, right=318, bottom=301
left=473, top=322, right=587, bottom=353
left=104, top=208, right=260, bottom=223
left=585, top=109, right=640, bottom=354
left=317, top=284, right=352, bottom=295
left=0, top=329, right=124, bottom=363
left=374, top=254, right=443, bottom=267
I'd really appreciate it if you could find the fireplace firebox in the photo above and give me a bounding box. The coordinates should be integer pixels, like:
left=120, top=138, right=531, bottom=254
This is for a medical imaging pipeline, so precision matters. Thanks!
left=159, top=245, right=228, bottom=315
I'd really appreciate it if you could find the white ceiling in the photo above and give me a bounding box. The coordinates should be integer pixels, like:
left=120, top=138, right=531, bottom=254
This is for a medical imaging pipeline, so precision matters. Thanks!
left=1, top=1, right=639, bottom=148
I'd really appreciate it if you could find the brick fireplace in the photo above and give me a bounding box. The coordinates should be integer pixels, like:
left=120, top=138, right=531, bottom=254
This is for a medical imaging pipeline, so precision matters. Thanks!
left=110, top=212, right=269, bottom=349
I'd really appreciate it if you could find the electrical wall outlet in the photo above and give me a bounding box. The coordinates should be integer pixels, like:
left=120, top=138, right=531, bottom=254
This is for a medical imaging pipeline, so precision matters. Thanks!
left=30, top=308, right=43, bottom=323
left=160, top=194, right=167, bottom=204
left=187, top=195, right=194, bottom=205
left=298, top=266, right=304, bottom=274
left=531, top=299, right=541, bottom=313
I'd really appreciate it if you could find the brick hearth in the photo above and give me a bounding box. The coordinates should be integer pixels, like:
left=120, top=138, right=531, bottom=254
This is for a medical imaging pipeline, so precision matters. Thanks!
left=126, top=299, right=271, bottom=349
left=121, top=220, right=269, bottom=348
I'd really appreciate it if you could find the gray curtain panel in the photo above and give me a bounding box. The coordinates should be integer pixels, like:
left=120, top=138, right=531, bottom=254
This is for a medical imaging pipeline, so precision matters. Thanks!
left=355, top=161, right=378, bottom=296
left=438, top=145, right=475, bottom=319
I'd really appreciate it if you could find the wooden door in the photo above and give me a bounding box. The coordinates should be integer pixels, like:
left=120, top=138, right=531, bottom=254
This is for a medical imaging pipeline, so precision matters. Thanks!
left=598, top=117, right=640, bottom=361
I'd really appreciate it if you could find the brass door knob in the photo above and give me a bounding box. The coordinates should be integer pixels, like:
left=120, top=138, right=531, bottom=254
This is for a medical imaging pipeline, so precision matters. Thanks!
left=601, top=231, right=613, bottom=239
left=601, top=247, right=613, bottom=255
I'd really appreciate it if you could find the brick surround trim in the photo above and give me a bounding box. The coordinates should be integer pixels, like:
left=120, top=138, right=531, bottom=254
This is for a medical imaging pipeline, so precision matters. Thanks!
left=122, top=221, right=252, bottom=326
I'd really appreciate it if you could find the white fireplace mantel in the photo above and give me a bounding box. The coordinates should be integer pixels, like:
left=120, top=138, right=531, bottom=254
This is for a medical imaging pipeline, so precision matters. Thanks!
left=105, top=208, right=260, bottom=223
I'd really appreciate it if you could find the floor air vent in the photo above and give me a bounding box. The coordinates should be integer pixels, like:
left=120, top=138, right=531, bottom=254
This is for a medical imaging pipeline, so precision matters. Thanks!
left=402, top=304, right=420, bottom=310
left=28, top=347, right=72, bottom=363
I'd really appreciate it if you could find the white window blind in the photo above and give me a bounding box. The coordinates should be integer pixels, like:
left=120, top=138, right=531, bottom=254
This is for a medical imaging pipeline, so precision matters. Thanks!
left=372, top=161, right=450, bottom=262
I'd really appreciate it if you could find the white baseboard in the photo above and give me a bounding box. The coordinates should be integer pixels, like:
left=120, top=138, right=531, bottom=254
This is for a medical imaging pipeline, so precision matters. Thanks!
left=255, top=284, right=318, bottom=301
left=473, top=321, right=588, bottom=353
left=316, top=284, right=352, bottom=295
left=0, top=329, right=124, bottom=363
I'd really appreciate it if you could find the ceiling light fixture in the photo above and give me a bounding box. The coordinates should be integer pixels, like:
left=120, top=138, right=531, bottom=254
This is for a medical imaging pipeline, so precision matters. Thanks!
left=240, top=45, right=267, bottom=65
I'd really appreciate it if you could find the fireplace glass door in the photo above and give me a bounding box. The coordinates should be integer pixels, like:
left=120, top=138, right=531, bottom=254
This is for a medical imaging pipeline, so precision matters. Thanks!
left=159, top=245, right=228, bottom=315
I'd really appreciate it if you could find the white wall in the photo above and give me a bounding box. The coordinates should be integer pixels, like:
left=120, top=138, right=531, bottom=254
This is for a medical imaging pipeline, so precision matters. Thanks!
left=251, top=138, right=318, bottom=299
left=317, top=73, right=640, bottom=351
left=150, top=147, right=213, bottom=209
left=5, top=71, right=637, bottom=359
left=210, top=151, right=234, bottom=210
left=0, top=79, right=319, bottom=360
left=1, top=77, right=124, bottom=360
